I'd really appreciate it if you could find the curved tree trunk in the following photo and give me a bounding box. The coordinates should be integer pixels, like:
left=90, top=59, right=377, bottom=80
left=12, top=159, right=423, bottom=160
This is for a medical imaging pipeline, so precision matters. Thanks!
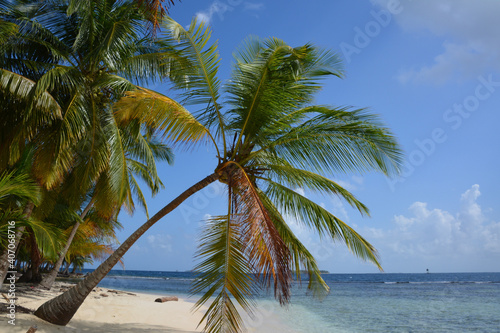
left=0, top=202, right=34, bottom=289
left=39, top=201, right=94, bottom=289
left=34, top=173, right=219, bottom=325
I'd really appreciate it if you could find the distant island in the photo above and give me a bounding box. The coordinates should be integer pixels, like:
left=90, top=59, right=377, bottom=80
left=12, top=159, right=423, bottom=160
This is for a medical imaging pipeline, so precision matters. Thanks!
left=299, top=270, right=330, bottom=274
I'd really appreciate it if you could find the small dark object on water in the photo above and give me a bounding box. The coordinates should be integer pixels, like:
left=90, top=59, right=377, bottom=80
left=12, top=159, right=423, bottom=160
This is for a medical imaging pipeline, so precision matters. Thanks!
left=155, top=296, right=178, bottom=303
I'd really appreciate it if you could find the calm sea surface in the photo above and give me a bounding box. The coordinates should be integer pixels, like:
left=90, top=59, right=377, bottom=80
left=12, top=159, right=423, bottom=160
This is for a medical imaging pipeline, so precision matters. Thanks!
left=83, top=270, right=500, bottom=332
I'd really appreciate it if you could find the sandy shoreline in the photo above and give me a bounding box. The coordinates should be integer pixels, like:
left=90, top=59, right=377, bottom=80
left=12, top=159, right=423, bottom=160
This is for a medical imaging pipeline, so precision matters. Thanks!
left=0, top=282, right=206, bottom=332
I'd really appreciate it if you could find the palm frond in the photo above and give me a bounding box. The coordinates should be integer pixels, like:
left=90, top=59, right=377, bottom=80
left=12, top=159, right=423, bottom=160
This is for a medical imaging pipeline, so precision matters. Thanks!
left=29, top=218, right=63, bottom=261
left=226, top=38, right=344, bottom=151
left=258, top=190, right=330, bottom=298
left=192, top=214, right=255, bottom=333
left=123, top=129, right=170, bottom=193
left=104, top=111, right=131, bottom=214
left=0, top=69, right=62, bottom=119
left=0, top=170, right=41, bottom=204
left=253, top=106, right=403, bottom=176
left=265, top=181, right=382, bottom=270
left=261, top=162, right=369, bottom=216
left=0, top=19, right=18, bottom=43
left=230, top=165, right=292, bottom=304
left=0, top=209, right=27, bottom=248
left=128, top=173, right=148, bottom=217
left=90, top=7, right=142, bottom=71
left=193, top=164, right=293, bottom=333
left=162, top=16, right=226, bottom=154
left=114, top=87, right=210, bottom=146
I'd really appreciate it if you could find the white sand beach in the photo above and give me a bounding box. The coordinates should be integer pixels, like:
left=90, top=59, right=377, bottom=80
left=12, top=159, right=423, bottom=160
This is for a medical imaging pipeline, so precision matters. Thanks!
left=0, top=282, right=206, bottom=333
left=0, top=282, right=297, bottom=333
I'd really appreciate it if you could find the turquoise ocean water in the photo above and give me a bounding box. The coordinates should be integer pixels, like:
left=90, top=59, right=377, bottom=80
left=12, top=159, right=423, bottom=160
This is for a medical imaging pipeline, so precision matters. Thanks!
left=84, top=270, right=500, bottom=332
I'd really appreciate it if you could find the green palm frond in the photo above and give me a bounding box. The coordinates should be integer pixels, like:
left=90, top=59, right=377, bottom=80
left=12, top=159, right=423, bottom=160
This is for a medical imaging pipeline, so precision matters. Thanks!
left=0, top=170, right=41, bottom=205
left=128, top=173, right=148, bottom=217
left=265, top=181, right=382, bottom=270
left=0, top=209, right=26, bottom=248
left=192, top=213, right=256, bottom=333
left=124, top=130, right=170, bottom=191
left=261, top=162, right=369, bottom=215
left=114, top=87, right=210, bottom=145
left=120, top=50, right=172, bottom=85
left=90, top=7, right=142, bottom=70
left=0, top=69, right=62, bottom=119
left=29, top=218, right=63, bottom=261
left=253, top=106, right=403, bottom=176
left=105, top=112, right=131, bottom=206
left=162, top=16, right=226, bottom=155
left=226, top=37, right=344, bottom=150
left=57, top=91, right=91, bottom=150
left=34, top=65, right=82, bottom=97
left=92, top=74, right=136, bottom=96
left=0, top=19, right=18, bottom=43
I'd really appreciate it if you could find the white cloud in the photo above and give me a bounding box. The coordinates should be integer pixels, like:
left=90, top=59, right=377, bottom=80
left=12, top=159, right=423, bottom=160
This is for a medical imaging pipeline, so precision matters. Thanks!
left=195, top=1, right=233, bottom=24
left=304, top=184, right=500, bottom=272
left=195, top=1, right=264, bottom=24
left=373, top=0, right=500, bottom=83
left=362, top=184, right=500, bottom=270
left=146, top=233, right=173, bottom=252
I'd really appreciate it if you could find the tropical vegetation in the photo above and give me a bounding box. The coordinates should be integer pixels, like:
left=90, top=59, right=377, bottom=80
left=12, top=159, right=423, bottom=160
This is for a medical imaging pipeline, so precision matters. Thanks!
left=0, top=0, right=187, bottom=288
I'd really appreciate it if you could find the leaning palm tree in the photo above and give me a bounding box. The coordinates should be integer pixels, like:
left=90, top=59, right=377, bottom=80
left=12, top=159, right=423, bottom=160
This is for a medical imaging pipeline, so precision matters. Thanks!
left=35, top=17, right=402, bottom=332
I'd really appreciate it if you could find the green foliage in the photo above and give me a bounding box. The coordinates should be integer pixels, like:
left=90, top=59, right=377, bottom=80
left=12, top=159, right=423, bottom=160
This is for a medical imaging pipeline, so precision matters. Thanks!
left=192, top=214, right=256, bottom=332
left=0, top=0, right=201, bottom=285
left=0, top=0, right=206, bottom=218
left=0, top=170, right=41, bottom=204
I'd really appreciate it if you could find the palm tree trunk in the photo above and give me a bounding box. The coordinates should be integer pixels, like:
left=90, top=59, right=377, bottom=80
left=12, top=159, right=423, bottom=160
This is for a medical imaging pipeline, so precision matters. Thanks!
left=0, top=202, right=34, bottom=289
left=39, top=201, right=94, bottom=289
left=18, top=232, right=43, bottom=283
left=34, top=173, right=219, bottom=325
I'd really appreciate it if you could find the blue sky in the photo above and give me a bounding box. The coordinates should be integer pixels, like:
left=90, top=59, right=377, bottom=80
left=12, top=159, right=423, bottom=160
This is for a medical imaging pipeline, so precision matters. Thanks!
left=95, top=0, right=500, bottom=274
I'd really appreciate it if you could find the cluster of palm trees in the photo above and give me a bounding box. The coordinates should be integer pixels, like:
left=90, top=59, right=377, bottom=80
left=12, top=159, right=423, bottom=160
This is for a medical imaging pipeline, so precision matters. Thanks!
left=0, top=1, right=403, bottom=332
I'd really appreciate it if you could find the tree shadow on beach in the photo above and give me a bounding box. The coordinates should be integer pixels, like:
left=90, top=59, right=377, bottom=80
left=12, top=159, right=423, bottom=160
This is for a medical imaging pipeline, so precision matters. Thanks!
left=5, top=314, right=201, bottom=333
